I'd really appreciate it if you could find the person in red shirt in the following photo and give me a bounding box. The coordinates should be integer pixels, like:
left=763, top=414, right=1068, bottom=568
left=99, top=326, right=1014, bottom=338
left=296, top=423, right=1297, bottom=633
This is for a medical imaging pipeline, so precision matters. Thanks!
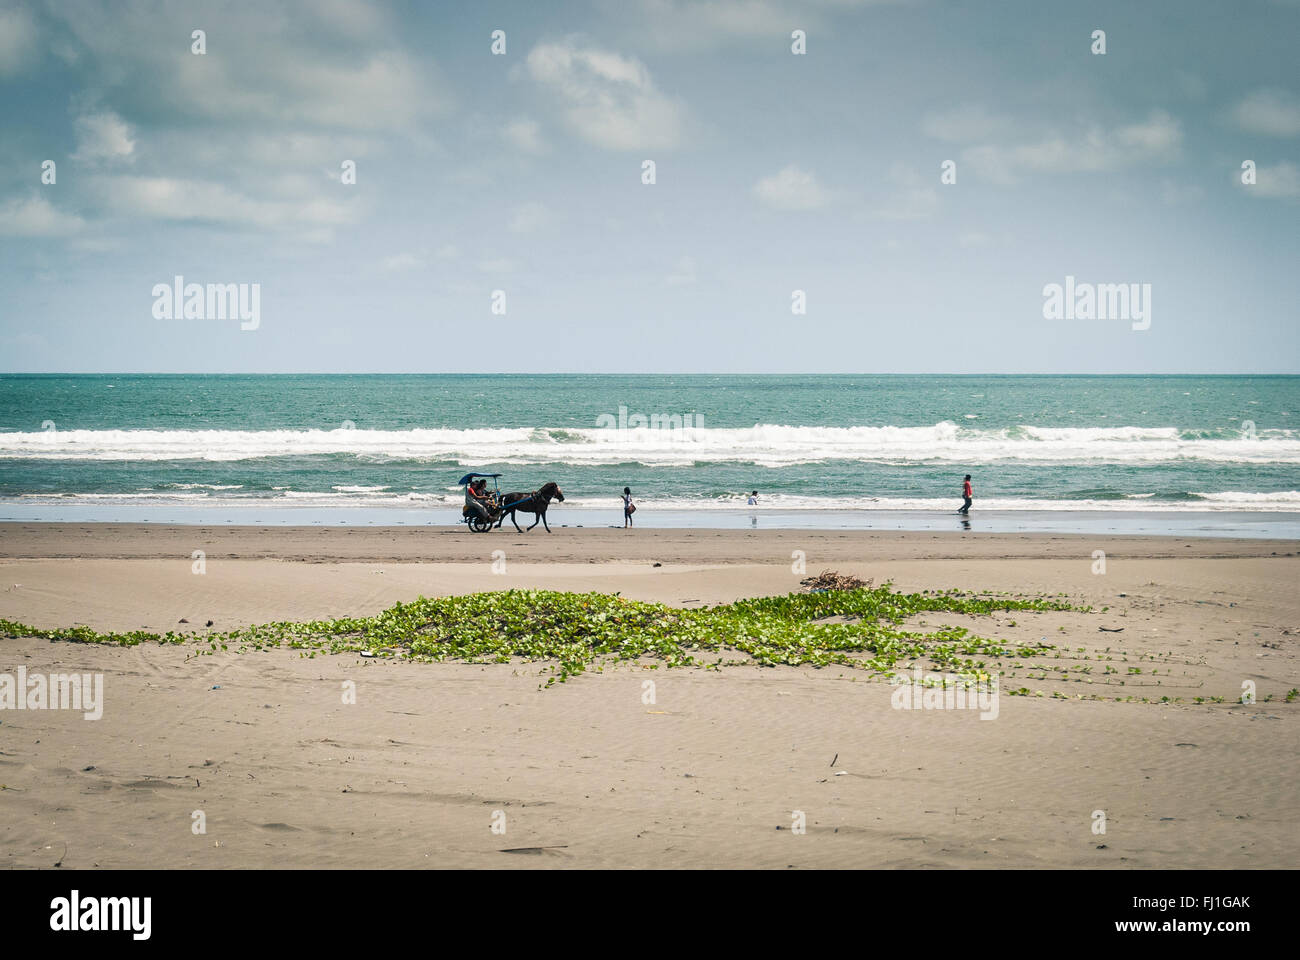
left=466, top=477, right=495, bottom=523
left=959, top=475, right=973, bottom=514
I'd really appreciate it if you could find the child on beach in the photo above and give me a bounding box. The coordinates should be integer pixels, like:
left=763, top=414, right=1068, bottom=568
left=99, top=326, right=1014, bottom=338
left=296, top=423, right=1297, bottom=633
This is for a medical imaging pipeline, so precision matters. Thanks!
left=746, top=490, right=758, bottom=505
left=622, top=487, right=635, bottom=528
left=958, top=475, right=973, bottom=514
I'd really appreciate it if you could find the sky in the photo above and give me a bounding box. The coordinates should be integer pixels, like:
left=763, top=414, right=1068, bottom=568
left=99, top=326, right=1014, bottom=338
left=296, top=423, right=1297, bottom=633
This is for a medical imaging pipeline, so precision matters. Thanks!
left=0, top=0, right=1296, bottom=374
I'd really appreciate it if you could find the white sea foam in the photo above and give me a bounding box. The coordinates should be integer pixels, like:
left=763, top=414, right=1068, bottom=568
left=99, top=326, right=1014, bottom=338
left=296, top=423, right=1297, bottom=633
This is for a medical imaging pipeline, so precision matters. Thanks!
left=1193, top=490, right=1300, bottom=504
left=0, top=422, right=1296, bottom=465
left=158, top=482, right=244, bottom=490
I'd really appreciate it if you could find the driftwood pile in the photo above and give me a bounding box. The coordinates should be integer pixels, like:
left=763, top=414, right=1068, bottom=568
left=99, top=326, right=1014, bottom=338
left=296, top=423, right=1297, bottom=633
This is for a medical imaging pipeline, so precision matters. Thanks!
left=799, top=569, right=872, bottom=592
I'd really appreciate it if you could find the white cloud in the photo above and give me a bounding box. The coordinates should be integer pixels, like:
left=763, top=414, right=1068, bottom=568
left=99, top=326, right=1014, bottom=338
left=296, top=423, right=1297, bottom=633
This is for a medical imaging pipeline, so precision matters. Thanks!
left=93, top=176, right=357, bottom=233
left=14, top=2, right=435, bottom=246
left=1244, top=161, right=1300, bottom=199
left=0, top=5, right=38, bottom=76
left=962, top=111, right=1183, bottom=184
left=171, top=48, right=438, bottom=130
left=502, top=118, right=547, bottom=154
left=44, top=3, right=445, bottom=131
left=380, top=251, right=424, bottom=272
left=0, top=194, right=86, bottom=237
left=610, top=0, right=795, bottom=49
left=1232, top=89, right=1300, bottom=137
left=753, top=165, right=828, bottom=211
left=598, top=0, right=909, bottom=53
left=72, top=111, right=136, bottom=163
left=310, top=0, right=391, bottom=35
left=525, top=38, right=687, bottom=150
left=509, top=202, right=550, bottom=234
left=1113, top=112, right=1183, bottom=153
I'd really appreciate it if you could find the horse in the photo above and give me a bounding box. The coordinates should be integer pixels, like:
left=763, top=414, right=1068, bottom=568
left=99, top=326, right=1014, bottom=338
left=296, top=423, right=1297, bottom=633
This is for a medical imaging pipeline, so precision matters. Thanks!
left=495, top=481, right=565, bottom=533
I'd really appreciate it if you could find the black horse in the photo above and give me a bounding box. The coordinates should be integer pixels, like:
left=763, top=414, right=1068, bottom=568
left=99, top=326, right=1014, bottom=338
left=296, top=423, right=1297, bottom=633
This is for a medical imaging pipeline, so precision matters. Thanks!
left=496, top=481, right=564, bottom=533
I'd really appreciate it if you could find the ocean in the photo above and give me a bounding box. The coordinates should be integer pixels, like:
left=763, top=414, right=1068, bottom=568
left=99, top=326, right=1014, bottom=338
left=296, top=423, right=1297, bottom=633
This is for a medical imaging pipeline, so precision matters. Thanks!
left=1, top=374, right=1297, bottom=535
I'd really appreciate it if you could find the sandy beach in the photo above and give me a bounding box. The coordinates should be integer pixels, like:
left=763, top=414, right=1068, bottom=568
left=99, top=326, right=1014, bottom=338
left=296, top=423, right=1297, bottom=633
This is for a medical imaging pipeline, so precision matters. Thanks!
left=1, top=523, right=1296, bottom=870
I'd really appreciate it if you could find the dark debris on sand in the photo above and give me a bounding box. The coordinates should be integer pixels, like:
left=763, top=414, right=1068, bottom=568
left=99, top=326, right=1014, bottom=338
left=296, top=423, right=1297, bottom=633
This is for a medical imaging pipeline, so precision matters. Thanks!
left=799, top=569, right=872, bottom=592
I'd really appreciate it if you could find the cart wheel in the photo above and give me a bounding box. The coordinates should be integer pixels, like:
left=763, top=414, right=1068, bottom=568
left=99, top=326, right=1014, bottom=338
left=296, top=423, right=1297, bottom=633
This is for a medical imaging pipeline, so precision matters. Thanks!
left=469, top=516, right=493, bottom=533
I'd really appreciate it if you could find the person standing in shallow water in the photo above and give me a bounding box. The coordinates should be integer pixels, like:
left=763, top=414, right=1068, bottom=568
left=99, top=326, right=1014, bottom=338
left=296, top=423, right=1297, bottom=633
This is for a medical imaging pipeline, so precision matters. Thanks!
left=622, top=486, right=635, bottom=528
left=958, top=474, right=973, bottom=514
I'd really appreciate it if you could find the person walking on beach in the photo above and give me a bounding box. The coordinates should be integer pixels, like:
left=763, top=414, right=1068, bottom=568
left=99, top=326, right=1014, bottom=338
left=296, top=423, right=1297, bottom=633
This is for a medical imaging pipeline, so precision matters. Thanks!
left=746, top=490, right=758, bottom=505
left=622, top=487, right=635, bottom=528
left=958, top=474, right=973, bottom=514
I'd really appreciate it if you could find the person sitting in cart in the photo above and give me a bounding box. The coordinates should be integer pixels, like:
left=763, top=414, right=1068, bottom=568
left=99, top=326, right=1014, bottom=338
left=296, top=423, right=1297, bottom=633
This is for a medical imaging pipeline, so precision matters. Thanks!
left=465, top=477, right=494, bottom=522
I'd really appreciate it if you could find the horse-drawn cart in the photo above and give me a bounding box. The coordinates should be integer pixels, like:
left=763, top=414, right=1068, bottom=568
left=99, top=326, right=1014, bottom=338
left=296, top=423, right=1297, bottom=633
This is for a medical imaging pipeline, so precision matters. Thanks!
left=459, top=473, right=565, bottom=533
left=460, top=472, right=504, bottom=532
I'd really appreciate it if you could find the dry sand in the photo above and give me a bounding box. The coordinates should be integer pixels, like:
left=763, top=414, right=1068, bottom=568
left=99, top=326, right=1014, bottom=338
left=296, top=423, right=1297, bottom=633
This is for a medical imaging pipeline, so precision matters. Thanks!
left=1, top=523, right=1297, bottom=869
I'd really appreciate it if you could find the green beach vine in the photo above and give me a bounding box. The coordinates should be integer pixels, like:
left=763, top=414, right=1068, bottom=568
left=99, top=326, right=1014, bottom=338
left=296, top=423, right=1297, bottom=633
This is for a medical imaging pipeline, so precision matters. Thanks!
left=1, top=584, right=1082, bottom=686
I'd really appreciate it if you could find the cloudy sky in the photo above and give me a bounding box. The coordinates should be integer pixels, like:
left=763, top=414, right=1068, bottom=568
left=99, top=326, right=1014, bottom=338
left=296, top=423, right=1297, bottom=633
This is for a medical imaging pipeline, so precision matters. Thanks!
left=1, top=0, right=1296, bottom=373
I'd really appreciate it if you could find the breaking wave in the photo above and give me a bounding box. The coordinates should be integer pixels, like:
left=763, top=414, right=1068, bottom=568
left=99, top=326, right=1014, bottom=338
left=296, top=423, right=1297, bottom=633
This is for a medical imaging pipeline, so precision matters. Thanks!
left=1, top=421, right=1296, bottom=466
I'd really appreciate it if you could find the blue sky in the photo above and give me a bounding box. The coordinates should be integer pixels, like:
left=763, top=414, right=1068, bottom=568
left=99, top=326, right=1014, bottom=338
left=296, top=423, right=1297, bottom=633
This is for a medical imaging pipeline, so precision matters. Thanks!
left=0, top=0, right=1297, bottom=373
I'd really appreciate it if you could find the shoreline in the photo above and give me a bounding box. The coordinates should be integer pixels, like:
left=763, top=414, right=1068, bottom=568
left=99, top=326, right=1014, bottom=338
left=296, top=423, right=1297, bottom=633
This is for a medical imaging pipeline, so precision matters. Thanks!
left=1, top=506, right=1298, bottom=539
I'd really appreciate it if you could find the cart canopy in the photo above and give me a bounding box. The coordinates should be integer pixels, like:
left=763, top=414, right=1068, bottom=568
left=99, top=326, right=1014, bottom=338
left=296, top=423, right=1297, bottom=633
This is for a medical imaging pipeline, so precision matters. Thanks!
left=458, top=472, right=502, bottom=486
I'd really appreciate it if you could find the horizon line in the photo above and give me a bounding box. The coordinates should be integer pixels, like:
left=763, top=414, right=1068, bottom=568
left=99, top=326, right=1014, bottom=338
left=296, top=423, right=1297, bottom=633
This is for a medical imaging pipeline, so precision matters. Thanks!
left=2, top=371, right=1299, bottom=378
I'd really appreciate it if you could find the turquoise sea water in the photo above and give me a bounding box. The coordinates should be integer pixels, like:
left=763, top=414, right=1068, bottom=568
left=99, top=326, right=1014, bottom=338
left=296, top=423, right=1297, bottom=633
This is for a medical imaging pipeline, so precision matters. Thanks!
left=1, top=374, right=1297, bottom=531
